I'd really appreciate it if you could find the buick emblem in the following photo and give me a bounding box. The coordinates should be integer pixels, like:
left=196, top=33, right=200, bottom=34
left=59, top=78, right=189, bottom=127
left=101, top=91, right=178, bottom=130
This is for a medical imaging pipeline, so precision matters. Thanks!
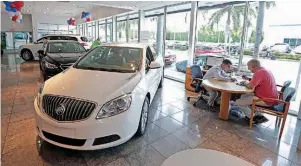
left=55, top=103, right=66, bottom=115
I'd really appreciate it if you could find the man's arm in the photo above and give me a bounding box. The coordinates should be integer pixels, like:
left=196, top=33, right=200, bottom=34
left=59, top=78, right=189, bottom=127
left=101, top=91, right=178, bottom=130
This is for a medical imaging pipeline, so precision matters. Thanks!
left=213, top=69, right=231, bottom=81
left=244, top=74, right=261, bottom=89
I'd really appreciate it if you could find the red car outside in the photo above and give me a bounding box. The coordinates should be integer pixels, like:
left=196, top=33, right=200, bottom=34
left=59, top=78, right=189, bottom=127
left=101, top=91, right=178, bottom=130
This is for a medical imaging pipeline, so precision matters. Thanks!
left=164, top=50, right=177, bottom=65
left=195, top=45, right=226, bottom=56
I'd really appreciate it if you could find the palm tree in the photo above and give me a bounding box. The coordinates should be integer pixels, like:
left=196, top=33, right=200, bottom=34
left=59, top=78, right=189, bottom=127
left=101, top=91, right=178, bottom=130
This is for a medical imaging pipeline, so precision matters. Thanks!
left=207, top=4, right=256, bottom=53
left=253, top=1, right=276, bottom=57
left=208, top=2, right=275, bottom=48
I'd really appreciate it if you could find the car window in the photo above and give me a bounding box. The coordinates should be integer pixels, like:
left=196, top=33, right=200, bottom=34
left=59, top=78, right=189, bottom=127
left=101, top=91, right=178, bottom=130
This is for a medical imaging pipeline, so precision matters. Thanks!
left=146, top=47, right=154, bottom=61
left=80, top=37, right=89, bottom=42
left=74, top=46, right=141, bottom=73
left=36, top=37, right=47, bottom=43
left=49, top=36, right=63, bottom=40
left=64, top=36, right=78, bottom=41
left=47, top=42, right=86, bottom=53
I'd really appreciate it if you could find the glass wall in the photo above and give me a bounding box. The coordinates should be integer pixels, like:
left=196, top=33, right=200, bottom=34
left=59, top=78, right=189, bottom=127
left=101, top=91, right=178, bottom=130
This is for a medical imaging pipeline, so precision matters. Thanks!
left=117, top=20, right=126, bottom=42
left=98, top=20, right=106, bottom=42
left=87, top=23, right=92, bottom=40
left=37, top=23, right=75, bottom=38
left=164, top=2, right=191, bottom=82
left=107, top=19, right=112, bottom=43
left=91, top=22, right=96, bottom=41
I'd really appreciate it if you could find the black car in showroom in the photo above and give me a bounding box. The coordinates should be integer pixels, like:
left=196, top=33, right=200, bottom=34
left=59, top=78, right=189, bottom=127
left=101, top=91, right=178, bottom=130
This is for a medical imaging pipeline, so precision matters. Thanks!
left=38, top=40, right=87, bottom=80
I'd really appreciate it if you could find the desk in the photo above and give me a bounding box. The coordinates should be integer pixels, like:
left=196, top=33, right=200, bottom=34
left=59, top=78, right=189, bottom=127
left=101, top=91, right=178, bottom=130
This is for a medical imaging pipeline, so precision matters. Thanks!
left=162, top=149, right=254, bottom=166
left=202, top=78, right=253, bottom=120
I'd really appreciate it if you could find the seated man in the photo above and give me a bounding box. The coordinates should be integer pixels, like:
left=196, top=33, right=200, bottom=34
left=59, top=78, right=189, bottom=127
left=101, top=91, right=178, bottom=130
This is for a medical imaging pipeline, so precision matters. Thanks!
left=203, top=59, right=235, bottom=110
left=235, top=59, right=278, bottom=124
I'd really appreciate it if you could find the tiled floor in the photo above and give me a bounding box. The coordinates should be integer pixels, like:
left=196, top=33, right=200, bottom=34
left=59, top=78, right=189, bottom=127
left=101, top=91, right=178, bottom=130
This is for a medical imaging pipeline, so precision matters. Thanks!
left=1, top=54, right=301, bottom=166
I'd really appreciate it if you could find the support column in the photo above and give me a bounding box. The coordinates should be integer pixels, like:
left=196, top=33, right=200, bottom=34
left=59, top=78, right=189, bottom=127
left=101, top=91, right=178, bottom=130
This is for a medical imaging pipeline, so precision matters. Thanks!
left=138, top=10, right=145, bottom=42
left=112, top=16, right=117, bottom=42
left=31, top=13, right=39, bottom=41
left=162, top=7, right=167, bottom=58
left=187, top=1, right=198, bottom=66
left=105, top=19, right=108, bottom=43
left=254, top=1, right=265, bottom=58
left=86, top=23, right=88, bottom=37
left=238, top=1, right=249, bottom=71
left=126, top=14, right=129, bottom=43
left=156, top=16, right=164, bottom=56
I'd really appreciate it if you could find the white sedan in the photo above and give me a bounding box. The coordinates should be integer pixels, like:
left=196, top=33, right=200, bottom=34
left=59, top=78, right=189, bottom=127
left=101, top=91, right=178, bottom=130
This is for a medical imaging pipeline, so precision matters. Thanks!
left=34, top=43, right=164, bottom=150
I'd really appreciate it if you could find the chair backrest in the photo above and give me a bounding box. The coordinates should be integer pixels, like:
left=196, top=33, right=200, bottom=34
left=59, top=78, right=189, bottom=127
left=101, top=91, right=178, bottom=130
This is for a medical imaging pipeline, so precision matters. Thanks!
left=281, top=80, right=292, bottom=92
left=190, top=65, right=203, bottom=79
left=274, top=87, right=296, bottom=113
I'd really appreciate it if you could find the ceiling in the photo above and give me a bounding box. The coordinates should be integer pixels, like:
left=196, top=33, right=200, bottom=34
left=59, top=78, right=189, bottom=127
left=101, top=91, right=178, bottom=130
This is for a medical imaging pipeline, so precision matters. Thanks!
left=1, top=1, right=181, bottom=17
left=1, top=1, right=241, bottom=18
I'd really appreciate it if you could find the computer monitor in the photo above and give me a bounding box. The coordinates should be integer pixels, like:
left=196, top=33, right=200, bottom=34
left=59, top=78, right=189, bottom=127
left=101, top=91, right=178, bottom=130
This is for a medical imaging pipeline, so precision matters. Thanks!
left=206, top=56, right=224, bottom=67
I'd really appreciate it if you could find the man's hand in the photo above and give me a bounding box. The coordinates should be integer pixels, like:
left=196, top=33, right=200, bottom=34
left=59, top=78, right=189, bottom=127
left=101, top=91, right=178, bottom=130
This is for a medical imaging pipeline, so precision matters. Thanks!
left=230, top=77, right=237, bottom=82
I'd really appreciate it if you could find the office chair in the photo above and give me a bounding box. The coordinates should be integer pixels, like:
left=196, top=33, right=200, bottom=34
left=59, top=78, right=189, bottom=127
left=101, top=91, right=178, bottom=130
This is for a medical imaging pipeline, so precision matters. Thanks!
left=187, top=65, right=207, bottom=106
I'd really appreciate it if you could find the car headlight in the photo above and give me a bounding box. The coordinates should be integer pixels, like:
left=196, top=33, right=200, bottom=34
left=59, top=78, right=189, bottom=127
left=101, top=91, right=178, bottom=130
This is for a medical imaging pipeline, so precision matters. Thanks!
left=37, top=83, right=44, bottom=109
left=96, top=94, right=132, bottom=119
left=44, top=61, right=58, bottom=69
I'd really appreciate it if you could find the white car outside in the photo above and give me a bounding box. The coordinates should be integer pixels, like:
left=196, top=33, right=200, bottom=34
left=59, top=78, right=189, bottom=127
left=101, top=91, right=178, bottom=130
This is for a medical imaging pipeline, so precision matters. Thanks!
left=18, top=35, right=91, bottom=61
left=34, top=43, right=164, bottom=150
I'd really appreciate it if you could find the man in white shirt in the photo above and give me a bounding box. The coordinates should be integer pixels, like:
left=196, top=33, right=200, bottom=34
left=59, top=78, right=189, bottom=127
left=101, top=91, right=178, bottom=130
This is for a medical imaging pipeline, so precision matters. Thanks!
left=203, top=59, right=235, bottom=110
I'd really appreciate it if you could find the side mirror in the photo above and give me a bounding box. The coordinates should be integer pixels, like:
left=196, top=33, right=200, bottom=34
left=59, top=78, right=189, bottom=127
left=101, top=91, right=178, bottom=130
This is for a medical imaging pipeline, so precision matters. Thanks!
left=34, top=41, right=38, bottom=44
left=149, top=61, right=162, bottom=69
left=37, top=50, right=44, bottom=55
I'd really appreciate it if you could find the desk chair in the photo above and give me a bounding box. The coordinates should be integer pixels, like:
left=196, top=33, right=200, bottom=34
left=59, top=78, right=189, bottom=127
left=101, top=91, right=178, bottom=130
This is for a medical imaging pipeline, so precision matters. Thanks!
left=250, top=87, right=296, bottom=139
left=187, top=65, right=207, bottom=106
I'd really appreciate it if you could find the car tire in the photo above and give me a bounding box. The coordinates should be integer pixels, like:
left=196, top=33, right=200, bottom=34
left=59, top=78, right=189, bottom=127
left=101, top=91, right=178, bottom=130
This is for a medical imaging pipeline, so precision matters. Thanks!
left=21, top=49, right=33, bottom=61
left=136, top=97, right=149, bottom=136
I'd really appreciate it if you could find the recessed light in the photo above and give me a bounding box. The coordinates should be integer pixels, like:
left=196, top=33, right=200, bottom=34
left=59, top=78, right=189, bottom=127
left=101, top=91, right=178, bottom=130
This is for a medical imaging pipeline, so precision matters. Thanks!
left=64, top=9, right=67, bottom=11
left=27, top=10, right=30, bottom=12
left=44, top=12, right=46, bottom=14
left=47, top=7, right=50, bottom=10
left=72, top=4, right=75, bottom=6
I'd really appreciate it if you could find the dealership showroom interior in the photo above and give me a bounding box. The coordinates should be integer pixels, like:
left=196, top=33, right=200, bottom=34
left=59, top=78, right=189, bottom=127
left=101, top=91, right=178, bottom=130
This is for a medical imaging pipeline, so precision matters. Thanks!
left=1, top=0, right=301, bottom=166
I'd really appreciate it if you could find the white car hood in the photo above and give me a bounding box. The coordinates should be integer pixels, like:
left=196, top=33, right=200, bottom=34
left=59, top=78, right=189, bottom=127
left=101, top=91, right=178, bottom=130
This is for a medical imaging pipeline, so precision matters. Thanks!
left=43, top=67, right=141, bottom=105
left=21, top=43, right=35, bottom=47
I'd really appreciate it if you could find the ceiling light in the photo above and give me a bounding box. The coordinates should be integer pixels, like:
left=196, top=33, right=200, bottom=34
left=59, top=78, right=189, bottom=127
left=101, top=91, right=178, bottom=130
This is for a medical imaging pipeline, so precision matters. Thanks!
left=27, top=10, right=30, bottom=12
left=64, top=9, right=67, bottom=11
left=47, top=7, right=50, bottom=10
left=44, top=12, right=46, bottom=14
left=72, top=4, right=75, bottom=6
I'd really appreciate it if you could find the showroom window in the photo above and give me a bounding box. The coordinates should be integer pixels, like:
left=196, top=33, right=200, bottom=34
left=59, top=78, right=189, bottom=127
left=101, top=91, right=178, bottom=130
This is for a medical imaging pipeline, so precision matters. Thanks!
left=164, top=2, right=191, bottom=82
left=117, top=15, right=127, bottom=42
left=128, top=12, right=139, bottom=42
left=107, top=19, right=113, bottom=42
left=87, top=23, right=92, bottom=39
left=98, top=20, right=106, bottom=42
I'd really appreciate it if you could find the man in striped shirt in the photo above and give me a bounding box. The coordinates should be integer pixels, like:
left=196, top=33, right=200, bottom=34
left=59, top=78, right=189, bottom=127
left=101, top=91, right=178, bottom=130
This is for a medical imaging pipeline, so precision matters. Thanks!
left=203, top=59, right=236, bottom=110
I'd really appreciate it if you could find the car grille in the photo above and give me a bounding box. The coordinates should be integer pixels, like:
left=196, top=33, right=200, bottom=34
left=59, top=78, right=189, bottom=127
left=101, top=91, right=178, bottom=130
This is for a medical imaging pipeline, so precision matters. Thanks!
left=42, top=95, right=97, bottom=122
left=60, top=63, right=73, bottom=70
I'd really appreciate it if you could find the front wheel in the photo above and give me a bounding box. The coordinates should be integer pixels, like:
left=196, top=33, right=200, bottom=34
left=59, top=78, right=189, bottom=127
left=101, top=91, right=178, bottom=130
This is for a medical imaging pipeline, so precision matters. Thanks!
left=21, top=49, right=33, bottom=61
left=136, top=97, right=149, bottom=136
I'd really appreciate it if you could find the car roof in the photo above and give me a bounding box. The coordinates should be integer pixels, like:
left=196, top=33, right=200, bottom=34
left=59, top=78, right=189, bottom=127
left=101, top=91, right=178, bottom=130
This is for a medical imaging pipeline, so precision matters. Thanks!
left=101, top=43, right=150, bottom=49
left=43, top=34, right=84, bottom=37
left=46, top=40, right=79, bottom=43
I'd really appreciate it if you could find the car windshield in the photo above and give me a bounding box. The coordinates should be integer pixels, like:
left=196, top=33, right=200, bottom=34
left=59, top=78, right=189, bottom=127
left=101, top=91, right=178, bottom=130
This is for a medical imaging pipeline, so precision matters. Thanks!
left=74, top=46, right=141, bottom=73
left=47, top=42, right=86, bottom=53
